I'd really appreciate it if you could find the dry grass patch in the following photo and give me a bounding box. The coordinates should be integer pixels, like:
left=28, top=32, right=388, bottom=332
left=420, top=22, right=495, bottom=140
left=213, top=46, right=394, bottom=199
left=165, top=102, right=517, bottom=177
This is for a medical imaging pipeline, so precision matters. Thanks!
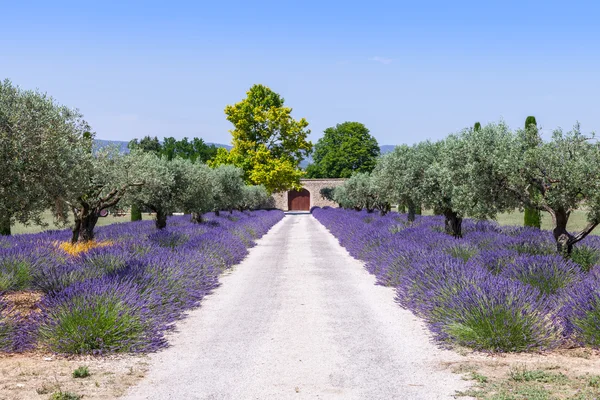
left=0, top=352, right=148, bottom=399
left=1, top=291, right=43, bottom=318
left=447, top=348, right=600, bottom=399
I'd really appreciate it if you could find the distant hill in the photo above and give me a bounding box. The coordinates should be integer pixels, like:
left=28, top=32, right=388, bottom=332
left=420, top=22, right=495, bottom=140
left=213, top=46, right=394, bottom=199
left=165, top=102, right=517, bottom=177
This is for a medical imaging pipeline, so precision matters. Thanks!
left=93, top=139, right=233, bottom=153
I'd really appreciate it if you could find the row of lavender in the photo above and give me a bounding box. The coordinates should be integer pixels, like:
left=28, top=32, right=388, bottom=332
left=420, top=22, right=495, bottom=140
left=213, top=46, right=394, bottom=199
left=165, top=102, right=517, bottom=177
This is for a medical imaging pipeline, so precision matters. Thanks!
left=312, top=207, right=600, bottom=352
left=0, top=210, right=283, bottom=354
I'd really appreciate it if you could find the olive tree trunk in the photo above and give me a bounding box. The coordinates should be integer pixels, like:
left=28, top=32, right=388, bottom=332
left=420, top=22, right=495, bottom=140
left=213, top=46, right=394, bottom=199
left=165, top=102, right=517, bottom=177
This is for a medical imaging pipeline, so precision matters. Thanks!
left=155, top=209, right=167, bottom=229
left=550, top=207, right=598, bottom=256
left=444, top=210, right=463, bottom=238
left=71, top=209, right=99, bottom=243
left=191, top=212, right=203, bottom=223
left=407, top=200, right=416, bottom=222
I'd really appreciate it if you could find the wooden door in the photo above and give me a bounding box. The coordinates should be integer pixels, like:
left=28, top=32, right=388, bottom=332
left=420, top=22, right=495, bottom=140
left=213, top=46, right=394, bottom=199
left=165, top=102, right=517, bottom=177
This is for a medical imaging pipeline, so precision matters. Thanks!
left=288, top=189, right=310, bottom=211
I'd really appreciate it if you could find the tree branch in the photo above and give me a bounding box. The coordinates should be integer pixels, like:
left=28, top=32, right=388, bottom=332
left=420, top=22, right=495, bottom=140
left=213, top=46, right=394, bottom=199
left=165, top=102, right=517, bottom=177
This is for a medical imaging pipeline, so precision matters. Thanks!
left=571, top=221, right=600, bottom=245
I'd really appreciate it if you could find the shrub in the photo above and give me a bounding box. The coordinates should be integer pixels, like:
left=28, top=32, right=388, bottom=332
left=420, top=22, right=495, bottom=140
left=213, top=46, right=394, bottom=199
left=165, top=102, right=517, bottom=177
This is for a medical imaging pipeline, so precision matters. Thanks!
left=469, top=249, right=520, bottom=275
left=396, top=255, right=476, bottom=317
left=570, top=245, right=600, bottom=273
left=508, top=230, right=555, bottom=255
left=50, top=391, right=82, bottom=400
left=437, top=277, right=559, bottom=352
left=0, top=248, right=40, bottom=291
left=80, top=245, right=132, bottom=275
left=72, top=366, right=90, bottom=378
left=501, top=255, right=582, bottom=296
left=445, top=243, right=479, bottom=262
left=147, top=230, right=189, bottom=249
left=561, top=276, right=600, bottom=347
left=38, top=278, right=162, bottom=354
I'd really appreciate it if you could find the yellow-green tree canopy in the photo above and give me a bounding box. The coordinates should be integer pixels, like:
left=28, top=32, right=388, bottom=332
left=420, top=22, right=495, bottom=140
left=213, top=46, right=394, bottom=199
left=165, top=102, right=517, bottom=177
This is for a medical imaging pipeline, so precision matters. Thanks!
left=210, top=84, right=312, bottom=193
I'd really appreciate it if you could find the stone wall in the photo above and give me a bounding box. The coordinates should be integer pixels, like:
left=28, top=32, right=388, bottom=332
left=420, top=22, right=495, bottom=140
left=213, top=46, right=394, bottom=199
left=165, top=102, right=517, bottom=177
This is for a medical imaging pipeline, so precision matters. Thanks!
left=271, top=178, right=346, bottom=211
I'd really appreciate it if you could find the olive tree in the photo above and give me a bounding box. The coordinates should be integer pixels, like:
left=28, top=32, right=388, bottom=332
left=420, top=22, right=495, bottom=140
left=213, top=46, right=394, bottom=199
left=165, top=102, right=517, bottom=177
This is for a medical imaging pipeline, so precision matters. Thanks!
left=125, top=152, right=179, bottom=230
left=211, top=165, right=245, bottom=215
left=59, top=148, right=144, bottom=242
left=418, top=122, right=516, bottom=238
left=371, top=144, right=431, bottom=222
left=0, top=79, right=91, bottom=235
left=179, top=161, right=214, bottom=223
left=333, top=172, right=389, bottom=214
left=502, top=124, right=600, bottom=255
left=239, top=185, right=270, bottom=211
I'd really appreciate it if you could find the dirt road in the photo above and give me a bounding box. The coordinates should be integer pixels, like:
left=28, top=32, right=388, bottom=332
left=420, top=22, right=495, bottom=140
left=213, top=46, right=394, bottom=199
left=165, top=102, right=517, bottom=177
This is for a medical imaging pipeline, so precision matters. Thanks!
left=124, top=214, right=469, bottom=399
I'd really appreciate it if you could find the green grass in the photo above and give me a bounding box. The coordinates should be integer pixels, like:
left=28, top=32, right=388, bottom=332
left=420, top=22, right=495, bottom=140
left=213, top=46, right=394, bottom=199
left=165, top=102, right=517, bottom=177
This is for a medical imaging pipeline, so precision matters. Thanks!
left=495, top=210, right=600, bottom=235
left=455, top=364, right=600, bottom=400
left=415, top=209, right=600, bottom=236
left=72, top=366, right=90, bottom=378
left=10, top=210, right=154, bottom=235
left=50, top=391, right=83, bottom=400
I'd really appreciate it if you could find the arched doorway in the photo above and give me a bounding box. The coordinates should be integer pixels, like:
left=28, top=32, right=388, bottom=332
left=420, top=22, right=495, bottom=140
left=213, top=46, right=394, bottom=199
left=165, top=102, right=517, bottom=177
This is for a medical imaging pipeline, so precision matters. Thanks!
left=288, top=188, right=310, bottom=211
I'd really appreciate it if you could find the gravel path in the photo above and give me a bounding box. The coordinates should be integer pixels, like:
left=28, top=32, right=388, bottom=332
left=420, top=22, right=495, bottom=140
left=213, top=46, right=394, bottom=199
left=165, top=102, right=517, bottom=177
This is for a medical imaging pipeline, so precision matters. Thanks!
left=124, top=214, right=470, bottom=399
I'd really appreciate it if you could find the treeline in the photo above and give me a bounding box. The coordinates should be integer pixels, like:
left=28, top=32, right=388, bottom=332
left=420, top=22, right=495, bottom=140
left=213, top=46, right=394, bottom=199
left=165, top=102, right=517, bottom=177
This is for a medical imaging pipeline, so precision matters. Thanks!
left=127, top=135, right=219, bottom=163
left=330, top=119, right=600, bottom=256
left=0, top=79, right=271, bottom=243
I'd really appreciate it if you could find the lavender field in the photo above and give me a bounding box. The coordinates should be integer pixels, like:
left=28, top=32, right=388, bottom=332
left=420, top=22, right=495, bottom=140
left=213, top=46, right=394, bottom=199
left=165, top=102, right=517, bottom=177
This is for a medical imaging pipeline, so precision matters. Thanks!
left=312, top=207, right=600, bottom=353
left=0, top=210, right=283, bottom=354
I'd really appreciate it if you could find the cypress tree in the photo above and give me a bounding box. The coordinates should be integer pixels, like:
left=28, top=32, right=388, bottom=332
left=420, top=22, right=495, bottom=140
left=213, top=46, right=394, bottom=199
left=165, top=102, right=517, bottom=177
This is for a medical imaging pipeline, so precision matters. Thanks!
left=523, top=116, right=541, bottom=228
left=131, top=204, right=142, bottom=221
left=474, top=122, right=481, bottom=131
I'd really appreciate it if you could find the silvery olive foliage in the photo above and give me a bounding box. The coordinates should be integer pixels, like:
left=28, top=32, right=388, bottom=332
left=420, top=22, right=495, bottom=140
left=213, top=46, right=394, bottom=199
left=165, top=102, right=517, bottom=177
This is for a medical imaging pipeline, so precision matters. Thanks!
left=503, top=124, right=600, bottom=254
left=210, top=165, right=245, bottom=214
left=367, top=121, right=600, bottom=253
left=59, top=147, right=145, bottom=242
left=125, top=152, right=186, bottom=229
left=333, top=172, right=389, bottom=213
left=177, top=161, right=215, bottom=221
left=239, top=185, right=270, bottom=211
left=371, top=141, right=435, bottom=221
left=0, top=79, right=91, bottom=234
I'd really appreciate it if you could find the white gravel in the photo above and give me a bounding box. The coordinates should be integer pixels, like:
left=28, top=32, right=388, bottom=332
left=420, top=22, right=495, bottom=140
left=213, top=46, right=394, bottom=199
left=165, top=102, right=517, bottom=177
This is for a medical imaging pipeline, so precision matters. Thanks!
left=124, top=214, right=470, bottom=399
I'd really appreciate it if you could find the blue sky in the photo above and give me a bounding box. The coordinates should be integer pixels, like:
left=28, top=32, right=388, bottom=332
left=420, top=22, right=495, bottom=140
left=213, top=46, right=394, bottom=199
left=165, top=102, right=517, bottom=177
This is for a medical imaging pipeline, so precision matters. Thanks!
left=1, top=1, right=599, bottom=145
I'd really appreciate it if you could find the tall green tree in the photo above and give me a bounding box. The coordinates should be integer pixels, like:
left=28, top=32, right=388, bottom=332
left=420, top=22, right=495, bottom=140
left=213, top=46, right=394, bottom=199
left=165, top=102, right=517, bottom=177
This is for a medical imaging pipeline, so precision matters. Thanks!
left=474, top=122, right=481, bottom=131
left=129, top=135, right=218, bottom=163
left=523, top=116, right=542, bottom=228
left=128, top=136, right=161, bottom=155
left=306, top=122, right=380, bottom=178
left=0, top=79, right=92, bottom=235
left=210, top=84, right=312, bottom=193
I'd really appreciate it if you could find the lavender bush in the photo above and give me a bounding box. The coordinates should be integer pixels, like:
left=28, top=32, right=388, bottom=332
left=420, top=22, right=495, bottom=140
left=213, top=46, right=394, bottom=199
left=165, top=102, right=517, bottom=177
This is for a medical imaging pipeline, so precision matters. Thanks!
left=0, top=210, right=283, bottom=354
left=561, top=274, right=600, bottom=347
left=313, top=207, right=599, bottom=351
